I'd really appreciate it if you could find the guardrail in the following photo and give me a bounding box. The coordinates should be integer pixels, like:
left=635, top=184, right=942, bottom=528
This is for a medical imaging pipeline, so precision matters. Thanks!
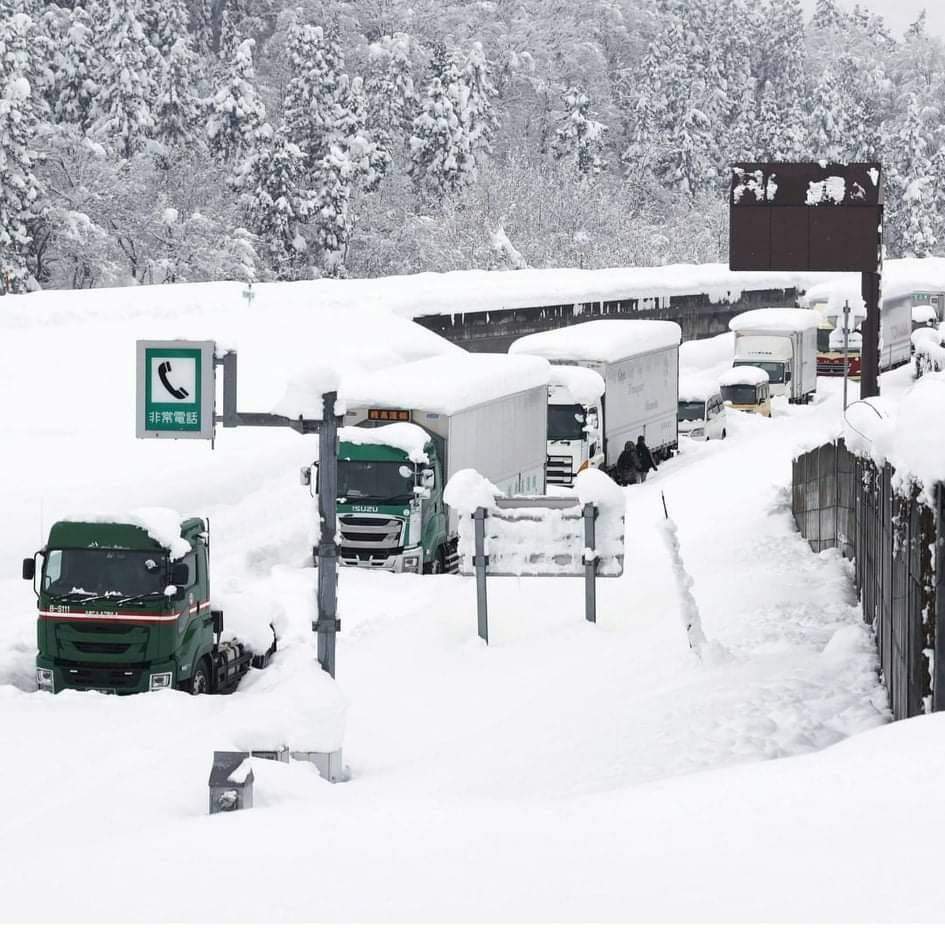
left=792, top=439, right=944, bottom=720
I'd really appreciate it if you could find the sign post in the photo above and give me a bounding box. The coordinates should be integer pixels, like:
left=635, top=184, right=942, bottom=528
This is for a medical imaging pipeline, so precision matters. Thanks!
left=729, top=162, right=883, bottom=397
left=136, top=342, right=341, bottom=680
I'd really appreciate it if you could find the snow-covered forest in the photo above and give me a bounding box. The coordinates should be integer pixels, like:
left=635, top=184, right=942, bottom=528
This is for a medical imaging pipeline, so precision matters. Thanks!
left=1, top=0, right=943, bottom=291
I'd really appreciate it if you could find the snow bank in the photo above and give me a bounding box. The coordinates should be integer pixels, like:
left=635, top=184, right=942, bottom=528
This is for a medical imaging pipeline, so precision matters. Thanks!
left=843, top=375, right=945, bottom=500
left=443, top=468, right=502, bottom=514
left=548, top=364, right=606, bottom=406
left=509, top=319, right=681, bottom=363
left=345, top=353, right=550, bottom=415
left=802, top=257, right=945, bottom=310
left=61, top=507, right=191, bottom=559
left=729, top=307, right=820, bottom=334
left=574, top=468, right=625, bottom=573
left=720, top=366, right=769, bottom=387
left=679, top=332, right=734, bottom=374
left=271, top=365, right=342, bottom=420
left=678, top=373, right=721, bottom=402
left=339, top=423, right=431, bottom=464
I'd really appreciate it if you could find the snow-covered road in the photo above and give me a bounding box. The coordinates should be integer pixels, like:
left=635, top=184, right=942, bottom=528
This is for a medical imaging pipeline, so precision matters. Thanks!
left=0, top=288, right=935, bottom=921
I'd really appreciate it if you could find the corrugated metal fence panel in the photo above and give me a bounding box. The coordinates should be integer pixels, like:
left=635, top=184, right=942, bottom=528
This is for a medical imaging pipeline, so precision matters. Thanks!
left=791, top=438, right=942, bottom=721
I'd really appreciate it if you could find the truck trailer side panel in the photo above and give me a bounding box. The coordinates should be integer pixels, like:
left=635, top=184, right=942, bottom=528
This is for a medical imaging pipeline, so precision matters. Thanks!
left=590, top=346, right=678, bottom=462
left=414, top=385, right=547, bottom=535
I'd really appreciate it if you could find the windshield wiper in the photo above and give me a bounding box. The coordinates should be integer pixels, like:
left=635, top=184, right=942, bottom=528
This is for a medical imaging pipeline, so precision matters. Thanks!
left=71, top=592, right=103, bottom=604
left=114, top=590, right=166, bottom=606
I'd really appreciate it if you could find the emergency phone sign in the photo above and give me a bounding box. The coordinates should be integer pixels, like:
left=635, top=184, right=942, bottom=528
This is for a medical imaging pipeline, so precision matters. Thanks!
left=136, top=340, right=216, bottom=440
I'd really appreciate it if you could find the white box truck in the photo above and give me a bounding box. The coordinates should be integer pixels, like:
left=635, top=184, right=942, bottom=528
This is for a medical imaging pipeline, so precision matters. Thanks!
left=728, top=308, right=819, bottom=404
left=508, top=319, right=681, bottom=485
left=337, top=353, right=550, bottom=572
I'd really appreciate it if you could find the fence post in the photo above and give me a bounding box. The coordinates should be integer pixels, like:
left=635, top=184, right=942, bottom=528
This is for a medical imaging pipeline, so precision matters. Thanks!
left=583, top=503, right=598, bottom=624
left=473, top=507, right=489, bottom=644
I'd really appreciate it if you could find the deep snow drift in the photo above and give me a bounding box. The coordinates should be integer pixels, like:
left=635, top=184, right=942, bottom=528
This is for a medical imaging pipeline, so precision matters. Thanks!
left=1, top=278, right=939, bottom=921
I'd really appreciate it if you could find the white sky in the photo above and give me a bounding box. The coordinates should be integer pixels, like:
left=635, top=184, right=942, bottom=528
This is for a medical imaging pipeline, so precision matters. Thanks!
left=798, top=0, right=945, bottom=38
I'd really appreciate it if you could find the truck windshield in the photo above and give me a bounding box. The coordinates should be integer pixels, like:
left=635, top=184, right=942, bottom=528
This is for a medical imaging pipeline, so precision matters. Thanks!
left=677, top=401, right=706, bottom=422
left=42, top=549, right=166, bottom=599
left=548, top=404, right=586, bottom=441
left=721, top=385, right=758, bottom=405
left=338, top=460, right=415, bottom=503
left=751, top=361, right=786, bottom=383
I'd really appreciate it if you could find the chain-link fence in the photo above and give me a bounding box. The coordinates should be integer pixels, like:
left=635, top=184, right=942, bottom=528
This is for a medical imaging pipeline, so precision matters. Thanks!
left=792, top=439, right=944, bottom=720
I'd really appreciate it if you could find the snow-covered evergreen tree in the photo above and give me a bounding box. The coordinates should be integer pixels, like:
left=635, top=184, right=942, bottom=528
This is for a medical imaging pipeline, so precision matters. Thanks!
left=364, top=32, right=418, bottom=153
left=207, top=37, right=266, bottom=164
left=236, top=127, right=315, bottom=278
left=884, top=95, right=940, bottom=257
left=91, top=0, right=160, bottom=159
left=457, top=41, right=498, bottom=171
left=554, top=85, right=607, bottom=176
left=409, top=74, right=471, bottom=197
left=154, top=38, right=202, bottom=155
left=282, top=22, right=343, bottom=173
left=811, top=0, right=847, bottom=30
left=49, top=5, right=99, bottom=129
left=0, top=12, right=42, bottom=292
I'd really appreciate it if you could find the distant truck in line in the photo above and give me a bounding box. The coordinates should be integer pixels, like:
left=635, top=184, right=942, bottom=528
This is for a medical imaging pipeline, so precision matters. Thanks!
left=728, top=308, right=818, bottom=404
left=508, top=319, right=681, bottom=486
left=332, top=353, right=549, bottom=573
left=23, top=515, right=275, bottom=695
left=719, top=366, right=772, bottom=417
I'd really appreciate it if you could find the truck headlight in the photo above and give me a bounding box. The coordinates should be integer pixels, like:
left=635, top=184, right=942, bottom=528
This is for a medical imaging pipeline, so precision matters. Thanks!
left=149, top=672, right=173, bottom=691
left=36, top=667, right=54, bottom=692
left=403, top=555, right=420, bottom=572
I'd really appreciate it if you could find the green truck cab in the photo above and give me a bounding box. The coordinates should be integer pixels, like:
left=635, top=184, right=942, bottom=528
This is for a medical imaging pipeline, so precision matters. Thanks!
left=23, top=517, right=273, bottom=695
left=336, top=437, right=448, bottom=574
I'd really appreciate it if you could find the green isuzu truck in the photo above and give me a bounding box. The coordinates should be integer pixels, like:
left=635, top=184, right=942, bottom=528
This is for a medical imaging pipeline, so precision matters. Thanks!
left=23, top=515, right=274, bottom=695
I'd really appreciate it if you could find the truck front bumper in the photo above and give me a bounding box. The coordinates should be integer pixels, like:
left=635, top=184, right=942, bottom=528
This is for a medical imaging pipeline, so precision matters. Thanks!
left=36, top=654, right=176, bottom=695
left=338, top=546, right=424, bottom=573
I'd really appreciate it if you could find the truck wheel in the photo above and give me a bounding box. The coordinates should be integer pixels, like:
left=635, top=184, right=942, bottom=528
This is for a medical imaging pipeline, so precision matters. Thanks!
left=185, top=658, right=211, bottom=696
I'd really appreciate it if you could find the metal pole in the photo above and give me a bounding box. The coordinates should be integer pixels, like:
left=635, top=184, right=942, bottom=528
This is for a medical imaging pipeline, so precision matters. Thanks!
left=222, top=352, right=239, bottom=427
left=316, top=391, right=340, bottom=678
left=860, top=271, right=880, bottom=398
left=473, top=507, right=489, bottom=644
left=842, top=300, right=850, bottom=411
left=583, top=503, right=598, bottom=624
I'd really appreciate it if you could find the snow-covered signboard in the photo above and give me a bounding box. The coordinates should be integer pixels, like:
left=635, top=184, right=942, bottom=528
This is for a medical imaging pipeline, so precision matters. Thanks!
left=135, top=340, right=216, bottom=440
left=448, top=469, right=625, bottom=578
left=730, top=162, right=883, bottom=273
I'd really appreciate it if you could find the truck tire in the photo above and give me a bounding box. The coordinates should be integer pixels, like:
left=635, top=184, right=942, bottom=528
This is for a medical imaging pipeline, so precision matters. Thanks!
left=183, top=657, right=211, bottom=696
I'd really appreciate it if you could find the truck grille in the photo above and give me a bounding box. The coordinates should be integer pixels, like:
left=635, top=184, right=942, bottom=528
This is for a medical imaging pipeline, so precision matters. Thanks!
left=338, top=515, right=403, bottom=550
left=61, top=663, right=147, bottom=691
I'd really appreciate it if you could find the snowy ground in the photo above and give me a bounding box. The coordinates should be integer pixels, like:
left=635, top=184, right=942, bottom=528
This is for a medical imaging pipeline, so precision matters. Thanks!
left=1, top=294, right=941, bottom=920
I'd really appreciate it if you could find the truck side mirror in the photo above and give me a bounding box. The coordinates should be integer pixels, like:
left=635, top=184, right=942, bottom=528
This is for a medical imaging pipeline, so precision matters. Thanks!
left=170, top=562, right=189, bottom=586
left=421, top=468, right=435, bottom=489
left=22, top=557, right=35, bottom=581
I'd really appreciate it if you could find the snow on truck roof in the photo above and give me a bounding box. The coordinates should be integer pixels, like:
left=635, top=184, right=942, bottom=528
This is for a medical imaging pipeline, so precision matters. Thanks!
left=345, top=353, right=550, bottom=416
left=728, top=307, right=820, bottom=333
left=339, top=423, right=432, bottom=464
left=548, top=365, right=606, bottom=406
left=508, top=320, right=681, bottom=363
left=720, top=366, right=770, bottom=387
left=59, top=507, right=192, bottom=559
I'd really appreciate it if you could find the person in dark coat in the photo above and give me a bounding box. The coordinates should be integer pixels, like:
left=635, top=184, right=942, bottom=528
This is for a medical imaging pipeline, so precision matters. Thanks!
left=634, top=434, right=658, bottom=482
left=615, top=440, right=642, bottom=485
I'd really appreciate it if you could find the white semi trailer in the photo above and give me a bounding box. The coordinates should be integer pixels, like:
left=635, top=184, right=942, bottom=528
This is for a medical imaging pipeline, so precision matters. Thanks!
left=509, top=320, right=681, bottom=485
left=729, top=308, right=819, bottom=404
left=337, top=353, right=550, bottom=572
